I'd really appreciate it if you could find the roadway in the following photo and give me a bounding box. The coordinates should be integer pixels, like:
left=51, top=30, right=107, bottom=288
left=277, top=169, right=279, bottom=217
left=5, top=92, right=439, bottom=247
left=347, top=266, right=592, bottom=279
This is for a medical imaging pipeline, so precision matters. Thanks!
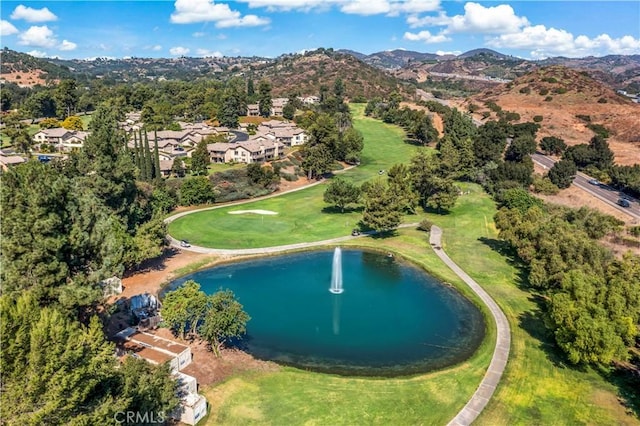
left=531, top=153, right=640, bottom=221
left=229, top=130, right=249, bottom=142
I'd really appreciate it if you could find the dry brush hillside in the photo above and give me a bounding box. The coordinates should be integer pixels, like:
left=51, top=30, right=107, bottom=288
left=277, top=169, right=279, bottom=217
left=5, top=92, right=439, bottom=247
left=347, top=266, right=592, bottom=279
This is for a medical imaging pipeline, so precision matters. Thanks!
left=465, top=66, right=640, bottom=165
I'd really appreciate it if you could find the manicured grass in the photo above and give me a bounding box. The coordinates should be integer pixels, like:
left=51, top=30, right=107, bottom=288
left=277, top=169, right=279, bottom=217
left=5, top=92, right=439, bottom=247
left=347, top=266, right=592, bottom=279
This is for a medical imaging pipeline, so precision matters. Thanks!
left=182, top=106, right=634, bottom=425
left=203, top=230, right=496, bottom=425
left=207, top=162, right=245, bottom=175
left=201, top=185, right=635, bottom=425
left=168, top=104, right=422, bottom=248
left=430, top=182, right=635, bottom=425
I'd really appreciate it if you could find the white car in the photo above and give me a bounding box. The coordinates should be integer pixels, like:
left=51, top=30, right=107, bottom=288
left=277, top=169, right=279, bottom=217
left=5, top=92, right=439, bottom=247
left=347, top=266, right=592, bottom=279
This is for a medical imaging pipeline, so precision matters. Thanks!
left=179, top=240, right=191, bottom=247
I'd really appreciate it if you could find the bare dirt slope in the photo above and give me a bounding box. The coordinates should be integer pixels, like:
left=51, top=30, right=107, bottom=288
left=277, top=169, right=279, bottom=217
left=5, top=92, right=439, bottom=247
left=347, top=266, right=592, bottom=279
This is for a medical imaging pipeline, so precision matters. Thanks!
left=466, top=66, right=640, bottom=165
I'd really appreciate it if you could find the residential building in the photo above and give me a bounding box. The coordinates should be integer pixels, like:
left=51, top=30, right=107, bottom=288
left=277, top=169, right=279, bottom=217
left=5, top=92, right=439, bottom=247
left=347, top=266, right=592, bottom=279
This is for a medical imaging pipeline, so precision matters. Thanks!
left=0, top=154, right=27, bottom=171
left=207, top=139, right=284, bottom=164
left=114, top=327, right=207, bottom=425
left=33, top=128, right=92, bottom=152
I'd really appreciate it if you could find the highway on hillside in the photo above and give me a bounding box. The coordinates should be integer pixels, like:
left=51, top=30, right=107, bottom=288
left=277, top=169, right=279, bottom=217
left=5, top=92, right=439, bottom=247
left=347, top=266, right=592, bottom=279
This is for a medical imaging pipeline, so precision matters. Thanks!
left=531, top=153, right=640, bottom=221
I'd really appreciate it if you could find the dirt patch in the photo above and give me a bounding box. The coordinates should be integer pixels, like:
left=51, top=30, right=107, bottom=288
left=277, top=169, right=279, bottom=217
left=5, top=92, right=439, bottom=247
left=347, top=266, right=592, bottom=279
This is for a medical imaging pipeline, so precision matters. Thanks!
left=532, top=163, right=636, bottom=225
left=0, top=70, right=54, bottom=87
left=106, top=250, right=279, bottom=387
left=154, top=328, right=279, bottom=388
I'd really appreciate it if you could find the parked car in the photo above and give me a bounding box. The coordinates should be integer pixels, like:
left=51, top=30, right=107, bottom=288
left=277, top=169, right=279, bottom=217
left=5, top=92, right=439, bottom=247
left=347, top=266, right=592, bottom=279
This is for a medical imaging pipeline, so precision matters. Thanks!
left=351, top=229, right=361, bottom=236
left=617, top=198, right=631, bottom=208
left=588, top=179, right=600, bottom=186
left=180, top=240, right=191, bottom=247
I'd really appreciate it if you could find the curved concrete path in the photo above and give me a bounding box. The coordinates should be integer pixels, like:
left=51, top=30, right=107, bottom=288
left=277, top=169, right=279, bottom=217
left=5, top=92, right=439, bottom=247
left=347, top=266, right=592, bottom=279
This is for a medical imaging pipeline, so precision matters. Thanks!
left=430, top=225, right=511, bottom=426
left=166, top=185, right=510, bottom=425
left=167, top=223, right=419, bottom=255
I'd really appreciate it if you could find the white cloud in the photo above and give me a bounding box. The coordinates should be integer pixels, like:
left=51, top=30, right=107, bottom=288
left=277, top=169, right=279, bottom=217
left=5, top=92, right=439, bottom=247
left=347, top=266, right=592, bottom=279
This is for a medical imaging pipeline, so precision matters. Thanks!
left=240, top=0, right=337, bottom=12
left=407, top=12, right=450, bottom=28
left=408, top=3, right=528, bottom=35
left=448, top=3, right=528, bottom=34
left=10, top=5, right=57, bottom=22
left=488, top=25, right=640, bottom=58
left=59, top=40, right=77, bottom=51
left=27, top=49, right=48, bottom=58
left=196, top=48, right=223, bottom=57
left=18, top=25, right=57, bottom=48
left=403, top=30, right=450, bottom=44
left=341, top=0, right=393, bottom=16
left=216, top=33, right=227, bottom=40
left=152, top=44, right=163, bottom=51
left=193, top=31, right=206, bottom=37
left=169, top=46, right=190, bottom=56
left=1, top=20, right=19, bottom=36
left=171, top=0, right=270, bottom=27
left=216, top=14, right=270, bottom=28
left=239, top=0, right=439, bottom=15
left=436, top=50, right=461, bottom=56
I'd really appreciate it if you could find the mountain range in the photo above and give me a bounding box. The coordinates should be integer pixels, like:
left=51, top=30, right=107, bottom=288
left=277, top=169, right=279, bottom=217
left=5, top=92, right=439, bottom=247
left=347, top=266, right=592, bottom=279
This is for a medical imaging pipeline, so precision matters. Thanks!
left=2, top=47, right=639, bottom=96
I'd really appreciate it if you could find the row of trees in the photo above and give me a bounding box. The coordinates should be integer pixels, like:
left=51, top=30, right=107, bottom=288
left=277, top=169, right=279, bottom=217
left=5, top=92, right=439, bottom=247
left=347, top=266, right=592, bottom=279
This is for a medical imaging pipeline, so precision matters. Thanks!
left=495, top=195, right=639, bottom=365
left=161, top=281, right=250, bottom=357
left=365, top=95, right=439, bottom=145
left=0, top=105, right=181, bottom=423
left=1, top=294, right=179, bottom=424
left=323, top=150, right=463, bottom=232
left=299, top=83, right=364, bottom=179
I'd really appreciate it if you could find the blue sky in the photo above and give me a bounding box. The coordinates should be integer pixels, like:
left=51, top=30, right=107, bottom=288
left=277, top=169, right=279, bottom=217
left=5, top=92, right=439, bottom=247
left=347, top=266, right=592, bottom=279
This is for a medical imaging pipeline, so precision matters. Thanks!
left=1, top=1, right=639, bottom=60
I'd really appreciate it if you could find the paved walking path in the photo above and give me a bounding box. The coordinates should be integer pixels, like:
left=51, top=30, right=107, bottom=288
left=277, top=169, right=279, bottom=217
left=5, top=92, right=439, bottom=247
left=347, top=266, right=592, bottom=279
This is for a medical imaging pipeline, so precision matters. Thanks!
left=431, top=225, right=511, bottom=426
left=167, top=223, right=419, bottom=255
left=166, top=184, right=510, bottom=425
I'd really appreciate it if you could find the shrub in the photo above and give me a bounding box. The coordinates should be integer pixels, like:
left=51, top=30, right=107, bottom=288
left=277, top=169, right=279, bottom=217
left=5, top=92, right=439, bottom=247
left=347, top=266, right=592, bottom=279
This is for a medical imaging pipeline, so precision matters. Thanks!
left=544, top=96, right=553, bottom=102
left=553, top=87, right=568, bottom=94
left=629, top=226, right=640, bottom=237
left=280, top=172, right=298, bottom=181
left=575, top=114, right=591, bottom=122
left=505, top=112, right=521, bottom=122
left=417, top=219, right=433, bottom=232
left=533, top=115, right=543, bottom=123
left=586, top=123, right=610, bottom=138
left=532, top=175, right=560, bottom=195
left=519, top=86, right=531, bottom=94
left=481, top=111, right=491, bottom=119
left=597, top=97, right=607, bottom=104
left=539, top=88, right=549, bottom=96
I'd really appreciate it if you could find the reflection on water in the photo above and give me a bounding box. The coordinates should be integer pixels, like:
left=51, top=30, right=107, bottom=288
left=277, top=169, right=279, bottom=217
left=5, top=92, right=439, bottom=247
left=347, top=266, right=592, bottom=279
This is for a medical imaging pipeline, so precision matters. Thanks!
left=332, top=294, right=341, bottom=335
left=169, top=249, right=486, bottom=377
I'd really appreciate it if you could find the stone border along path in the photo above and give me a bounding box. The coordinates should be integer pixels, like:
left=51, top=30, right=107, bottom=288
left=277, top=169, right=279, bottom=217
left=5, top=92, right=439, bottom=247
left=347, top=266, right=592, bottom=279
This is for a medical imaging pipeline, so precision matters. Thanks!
left=165, top=178, right=510, bottom=425
left=431, top=225, right=511, bottom=426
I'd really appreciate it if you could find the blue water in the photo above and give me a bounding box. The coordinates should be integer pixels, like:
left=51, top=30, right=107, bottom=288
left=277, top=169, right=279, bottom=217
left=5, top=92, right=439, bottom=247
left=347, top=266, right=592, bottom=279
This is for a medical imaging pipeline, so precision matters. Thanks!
left=169, top=249, right=485, bottom=376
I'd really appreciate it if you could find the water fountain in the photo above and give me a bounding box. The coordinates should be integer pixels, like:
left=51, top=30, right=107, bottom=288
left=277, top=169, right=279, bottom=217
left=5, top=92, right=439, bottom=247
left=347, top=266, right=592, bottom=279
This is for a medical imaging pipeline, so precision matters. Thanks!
left=329, top=247, right=344, bottom=294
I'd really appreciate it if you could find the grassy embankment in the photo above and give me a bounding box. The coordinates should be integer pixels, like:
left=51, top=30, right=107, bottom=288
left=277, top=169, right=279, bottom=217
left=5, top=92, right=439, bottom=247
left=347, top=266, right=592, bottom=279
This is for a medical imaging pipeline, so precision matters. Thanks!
left=177, top=104, right=635, bottom=425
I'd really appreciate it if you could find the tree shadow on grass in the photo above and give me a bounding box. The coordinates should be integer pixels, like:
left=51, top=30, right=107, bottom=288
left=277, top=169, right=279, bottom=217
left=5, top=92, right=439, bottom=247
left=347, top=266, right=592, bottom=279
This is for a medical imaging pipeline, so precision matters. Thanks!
left=404, top=138, right=425, bottom=146
left=518, top=298, right=577, bottom=370
left=320, top=205, right=364, bottom=215
left=478, top=236, right=529, bottom=290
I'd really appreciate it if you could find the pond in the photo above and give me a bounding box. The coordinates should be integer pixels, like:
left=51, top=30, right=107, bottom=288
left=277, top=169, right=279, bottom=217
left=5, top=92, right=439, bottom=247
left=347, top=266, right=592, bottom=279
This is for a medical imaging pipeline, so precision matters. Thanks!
left=169, top=249, right=486, bottom=376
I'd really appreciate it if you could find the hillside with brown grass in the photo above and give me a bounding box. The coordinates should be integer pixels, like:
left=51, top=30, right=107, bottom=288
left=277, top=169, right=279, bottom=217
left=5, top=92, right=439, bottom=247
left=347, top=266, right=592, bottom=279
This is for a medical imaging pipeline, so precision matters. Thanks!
left=464, top=66, right=640, bottom=165
left=249, top=49, right=414, bottom=99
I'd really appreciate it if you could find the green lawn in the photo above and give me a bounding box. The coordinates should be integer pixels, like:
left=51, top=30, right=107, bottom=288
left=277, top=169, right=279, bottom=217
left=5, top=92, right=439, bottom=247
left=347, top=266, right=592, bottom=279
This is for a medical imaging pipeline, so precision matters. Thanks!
left=430, top=182, right=636, bottom=425
left=201, top=184, right=636, bottom=425
left=168, top=104, right=422, bottom=248
left=204, top=229, right=496, bottom=425
left=180, top=105, right=636, bottom=425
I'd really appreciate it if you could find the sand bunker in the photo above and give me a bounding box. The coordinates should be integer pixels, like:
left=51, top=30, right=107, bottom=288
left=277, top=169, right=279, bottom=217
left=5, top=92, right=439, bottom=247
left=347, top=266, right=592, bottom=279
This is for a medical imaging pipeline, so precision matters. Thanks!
left=228, top=209, right=278, bottom=215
